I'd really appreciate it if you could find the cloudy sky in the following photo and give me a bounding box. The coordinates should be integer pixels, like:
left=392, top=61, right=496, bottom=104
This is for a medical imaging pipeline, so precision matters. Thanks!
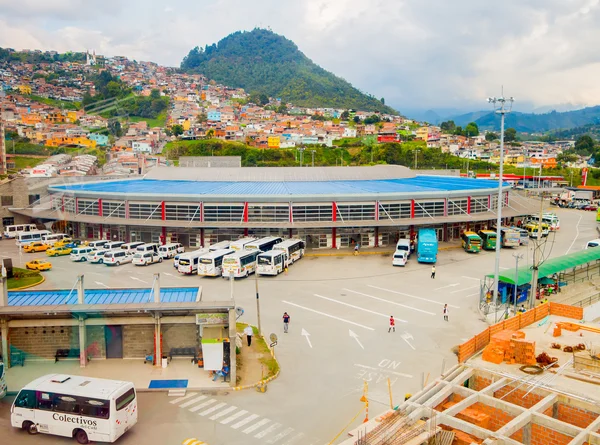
left=1, top=0, right=599, bottom=113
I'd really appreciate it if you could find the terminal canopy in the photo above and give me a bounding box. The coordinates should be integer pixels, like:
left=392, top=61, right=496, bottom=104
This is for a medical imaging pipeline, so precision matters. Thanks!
left=487, top=248, right=600, bottom=286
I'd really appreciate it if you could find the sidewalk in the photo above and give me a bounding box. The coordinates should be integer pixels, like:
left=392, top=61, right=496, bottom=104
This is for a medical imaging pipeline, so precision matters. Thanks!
left=5, top=358, right=229, bottom=394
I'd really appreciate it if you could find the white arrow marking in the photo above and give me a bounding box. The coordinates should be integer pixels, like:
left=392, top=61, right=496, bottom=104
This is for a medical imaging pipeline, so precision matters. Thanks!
left=94, top=281, right=109, bottom=289
left=401, top=331, right=416, bottom=350
left=434, top=283, right=460, bottom=291
left=301, top=328, right=312, bottom=348
left=164, top=272, right=174, bottom=276
left=349, top=329, right=364, bottom=350
left=129, top=276, right=149, bottom=284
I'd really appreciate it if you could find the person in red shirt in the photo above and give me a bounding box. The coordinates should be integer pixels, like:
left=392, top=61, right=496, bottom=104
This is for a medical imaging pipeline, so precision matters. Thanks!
left=388, top=315, right=395, bottom=333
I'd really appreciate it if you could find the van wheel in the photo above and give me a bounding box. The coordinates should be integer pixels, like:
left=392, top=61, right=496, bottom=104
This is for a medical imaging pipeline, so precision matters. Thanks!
left=98, top=259, right=103, bottom=264
left=158, top=257, right=163, bottom=263
left=74, top=429, right=89, bottom=444
left=116, top=262, right=120, bottom=266
left=82, top=257, right=87, bottom=262
left=23, top=421, right=37, bottom=434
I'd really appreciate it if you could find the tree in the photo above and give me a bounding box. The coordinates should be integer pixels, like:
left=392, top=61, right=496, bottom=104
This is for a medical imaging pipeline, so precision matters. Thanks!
left=556, top=153, right=577, bottom=166
left=108, top=120, right=122, bottom=137
left=196, top=113, right=207, bottom=123
left=277, top=104, right=288, bottom=114
left=504, top=128, right=517, bottom=142
left=341, top=110, right=350, bottom=120
left=380, top=97, right=385, bottom=105
left=464, top=122, right=479, bottom=137
left=485, top=132, right=498, bottom=141
left=454, top=126, right=463, bottom=136
left=171, top=124, right=184, bottom=137
left=150, top=89, right=161, bottom=100
left=440, top=120, right=456, bottom=133
left=353, top=116, right=360, bottom=124
left=574, top=135, right=595, bottom=154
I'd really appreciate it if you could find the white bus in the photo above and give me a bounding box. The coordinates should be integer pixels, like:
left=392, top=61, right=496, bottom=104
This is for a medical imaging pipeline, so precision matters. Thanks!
left=198, top=248, right=234, bottom=277
left=42, top=233, right=69, bottom=245
left=16, top=230, right=51, bottom=246
left=177, top=249, right=209, bottom=275
left=4, top=223, right=38, bottom=239
left=222, top=249, right=260, bottom=278
left=542, top=213, right=560, bottom=231
left=11, top=374, right=137, bottom=444
left=245, top=236, right=283, bottom=252
left=257, top=250, right=287, bottom=276
left=230, top=237, right=258, bottom=251
left=273, top=239, right=305, bottom=265
left=208, top=240, right=231, bottom=252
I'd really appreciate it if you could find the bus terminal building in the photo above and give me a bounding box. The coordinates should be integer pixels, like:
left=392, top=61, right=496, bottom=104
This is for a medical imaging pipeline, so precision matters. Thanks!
left=9, top=166, right=537, bottom=249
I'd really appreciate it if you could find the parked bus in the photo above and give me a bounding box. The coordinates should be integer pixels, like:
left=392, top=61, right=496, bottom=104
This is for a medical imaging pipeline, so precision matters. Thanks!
left=197, top=248, right=234, bottom=277
left=461, top=231, right=482, bottom=253
left=16, top=230, right=51, bottom=246
left=416, top=228, right=438, bottom=263
left=177, top=249, right=209, bottom=275
left=257, top=250, right=287, bottom=275
left=245, top=237, right=282, bottom=253
left=4, top=223, right=37, bottom=239
left=272, top=239, right=305, bottom=265
left=500, top=228, right=520, bottom=248
left=542, top=213, right=560, bottom=231
left=524, top=222, right=549, bottom=238
left=222, top=249, right=260, bottom=278
left=510, top=227, right=529, bottom=246
left=478, top=230, right=497, bottom=250
left=11, top=374, right=137, bottom=444
left=208, top=240, right=231, bottom=252
left=42, top=233, right=69, bottom=245
left=229, top=237, right=258, bottom=251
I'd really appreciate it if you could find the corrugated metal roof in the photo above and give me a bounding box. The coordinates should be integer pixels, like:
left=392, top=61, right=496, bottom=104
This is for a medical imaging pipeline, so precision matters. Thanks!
left=8, top=287, right=199, bottom=306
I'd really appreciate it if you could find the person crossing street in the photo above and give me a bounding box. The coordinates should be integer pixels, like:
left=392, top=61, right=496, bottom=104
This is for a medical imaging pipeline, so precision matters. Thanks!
left=388, top=315, right=395, bottom=333
left=431, top=265, right=436, bottom=279
left=283, top=312, right=290, bottom=333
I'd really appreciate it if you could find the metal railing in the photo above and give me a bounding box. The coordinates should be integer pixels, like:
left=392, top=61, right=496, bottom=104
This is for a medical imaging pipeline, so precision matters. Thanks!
left=571, top=293, right=600, bottom=308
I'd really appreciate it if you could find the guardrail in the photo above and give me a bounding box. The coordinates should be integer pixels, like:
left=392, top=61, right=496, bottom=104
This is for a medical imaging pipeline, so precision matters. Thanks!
left=571, top=293, right=600, bottom=308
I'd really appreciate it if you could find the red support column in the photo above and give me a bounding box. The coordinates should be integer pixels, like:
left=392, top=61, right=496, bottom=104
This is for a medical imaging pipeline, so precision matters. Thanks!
left=289, top=202, right=293, bottom=224
left=161, top=227, right=166, bottom=245
left=125, top=201, right=129, bottom=219
left=243, top=202, right=249, bottom=223
left=74, top=198, right=78, bottom=215
left=289, top=228, right=293, bottom=238
left=332, top=202, right=337, bottom=222
left=374, top=227, right=379, bottom=247
left=410, top=200, right=415, bottom=219
left=375, top=201, right=379, bottom=221
left=161, top=201, right=166, bottom=220
left=199, top=202, right=203, bottom=222
left=61, top=196, right=65, bottom=212
left=505, top=191, right=509, bottom=206
left=99, top=224, right=103, bottom=240
left=244, top=228, right=249, bottom=237
left=467, top=196, right=471, bottom=214
left=443, top=223, right=448, bottom=242
left=332, top=228, right=337, bottom=249
left=98, top=199, right=103, bottom=217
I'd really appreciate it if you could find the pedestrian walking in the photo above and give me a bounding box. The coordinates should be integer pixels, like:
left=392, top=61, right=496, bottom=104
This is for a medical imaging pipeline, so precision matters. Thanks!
left=283, top=312, right=290, bottom=333
left=388, top=315, right=395, bottom=333
left=443, top=304, right=449, bottom=321
left=354, top=243, right=360, bottom=255
left=243, top=325, right=253, bottom=347
left=431, top=265, right=436, bottom=279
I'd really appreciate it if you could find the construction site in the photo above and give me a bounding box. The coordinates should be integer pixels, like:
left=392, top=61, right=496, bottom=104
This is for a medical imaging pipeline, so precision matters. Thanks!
left=342, top=302, right=600, bottom=445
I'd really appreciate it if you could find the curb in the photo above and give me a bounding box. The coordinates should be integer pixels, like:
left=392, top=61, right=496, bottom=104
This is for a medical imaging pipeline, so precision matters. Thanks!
left=8, top=275, right=45, bottom=291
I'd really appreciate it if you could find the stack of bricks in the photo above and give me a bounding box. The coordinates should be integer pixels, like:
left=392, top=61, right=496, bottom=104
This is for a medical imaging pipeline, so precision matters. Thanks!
left=509, top=338, right=537, bottom=365
left=482, top=330, right=536, bottom=365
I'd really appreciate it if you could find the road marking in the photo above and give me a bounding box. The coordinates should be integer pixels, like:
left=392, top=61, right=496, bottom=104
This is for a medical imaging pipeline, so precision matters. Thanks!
left=349, top=329, right=364, bottom=349
left=231, top=413, right=260, bottom=429
left=450, top=285, right=479, bottom=294
left=314, top=294, right=407, bottom=323
left=400, top=331, right=416, bottom=350
left=282, top=300, right=374, bottom=331
left=367, top=285, right=460, bottom=309
left=342, top=289, right=435, bottom=316
left=199, top=402, right=227, bottom=417
left=242, top=418, right=271, bottom=434
left=465, top=292, right=480, bottom=298
left=354, top=364, right=413, bottom=378
left=220, top=409, right=248, bottom=424
left=435, top=283, right=460, bottom=290
left=461, top=276, right=480, bottom=281
left=129, top=276, right=148, bottom=284
left=565, top=214, right=583, bottom=255
left=281, top=433, right=306, bottom=445
left=170, top=393, right=197, bottom=404
left=254, top=422, right=282, bottom=439
left=499, top=267, right=510, bottom=270
left=179, top=395, right=207, bottom=408
left=94, top=281, right=109, bottom=288
left=266, top=427, right=295, bottom=444
left=209, top=405, right=237, bottom=420
left=301, top=328, right=313, bottom=348
left=188, top=399, right=216, bottom=413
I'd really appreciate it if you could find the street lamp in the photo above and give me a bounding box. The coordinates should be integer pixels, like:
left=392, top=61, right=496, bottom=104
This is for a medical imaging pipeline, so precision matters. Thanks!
left=488, top=93, right=514, bottom=323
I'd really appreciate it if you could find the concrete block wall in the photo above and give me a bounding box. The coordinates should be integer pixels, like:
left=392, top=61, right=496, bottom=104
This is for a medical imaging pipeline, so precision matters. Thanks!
left=10, top=326, right=79, bottom=360
left=86, top=326, right=106, bottom=359
left=531, top=423, right=574, bottom=445
left=162, top=324, right=198, bottom=352
left=123, top=325, right=155, bottom=359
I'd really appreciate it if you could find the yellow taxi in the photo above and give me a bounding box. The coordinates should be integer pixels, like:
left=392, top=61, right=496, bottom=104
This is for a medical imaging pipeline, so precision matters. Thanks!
left=46, top=246, right=72, bottom=257
left=23, top=242, right=51, bottom=253
left=52, top=237, right=73, bottom=248
left=25, top=259, right=52, bottom=271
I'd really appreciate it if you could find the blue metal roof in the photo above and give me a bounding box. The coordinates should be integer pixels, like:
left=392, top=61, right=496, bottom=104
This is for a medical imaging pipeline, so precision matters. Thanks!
left=51, top=176, right=501, bottom=197
left=8, top=287, right=199, bottom=306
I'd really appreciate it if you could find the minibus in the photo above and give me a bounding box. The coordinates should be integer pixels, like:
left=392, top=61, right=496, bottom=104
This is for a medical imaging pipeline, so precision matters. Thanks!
left=16, top=230, right=51, bottom=246
left=222, top=249, right=260, bottom=278
left=103, top=241, right=125, bottom=250
left=103, top=250, right=132, bottom=266
left=208, top=240, right=231, bottom=252
left=197, top=248, right=234, bottom=277
left=245, top=237, right=282, bottom=252
left=4, top=223, right=37, bottom=239
left=392, top=250, right=408, bottom=266
left=177, top=249, right=209, bottom=275
left=136, top=243, right=159, bottom=254
left=257, top=250, right=287, bottom=275
left=70, top=247, right=95, bottom=262
left=132, top=251, right=162, bottom=266
left=120, top=242, right=145, bottom=254
left=87, top=240, right=108, bottom=250
left=88, top=249, right=109, bottom=264
left=230, top=237, right=258, bottom=251
left=158, top=243, right=184, bottom=259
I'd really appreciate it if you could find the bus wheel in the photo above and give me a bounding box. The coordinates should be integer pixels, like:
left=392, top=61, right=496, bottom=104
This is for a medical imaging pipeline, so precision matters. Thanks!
left=74, top=429, right=89, bottom=444
left=23, top=421, right=37, bottom=434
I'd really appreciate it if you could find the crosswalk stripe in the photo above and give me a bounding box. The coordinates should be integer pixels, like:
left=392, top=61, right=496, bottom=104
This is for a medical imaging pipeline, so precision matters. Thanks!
left=243, top=418, right=271, bottom=434
left=266, top=427, right=295, bottom=444
left=209, top=405, right=237, bottom=420
left=254, top=422, right=282, bottom=439
left=231, top=413, right=259, bottom=429
left=171, top=393, right=197, bottom=404
left=220, top=409, right=248, bottom=425
left=199, top=402, right=227, bottom=417
left=189, top=399, right=216, bottom=413
left=180, top=395, right=208, bottom=408
left=281, top=432, right=305, bottom=445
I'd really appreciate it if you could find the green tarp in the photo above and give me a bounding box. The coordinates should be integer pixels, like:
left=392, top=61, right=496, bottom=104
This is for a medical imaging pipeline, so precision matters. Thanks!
left=486, top=248, right=600, bottom=286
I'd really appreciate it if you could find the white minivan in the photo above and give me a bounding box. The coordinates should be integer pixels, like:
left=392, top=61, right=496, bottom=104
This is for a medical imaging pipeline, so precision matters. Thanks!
left=392, top=250, right=408, bottom=266
left=121, top=242, right=145, bottom=254
left=158, top=243, right=185, bottom=259
left=104, top=241, right=125, bottom=250
left=70, top=247, right=94, bottom=262
left=136, top=243, right=159, bottom=254
left=133, top=251, right=163, bottom=266
left=87, top=240, right=108, bottom=250
left=88, top=249, right=109, bottom=264
left=396, top=239, right=411, bottom=257
left=103, top=249, right=133, bottom=266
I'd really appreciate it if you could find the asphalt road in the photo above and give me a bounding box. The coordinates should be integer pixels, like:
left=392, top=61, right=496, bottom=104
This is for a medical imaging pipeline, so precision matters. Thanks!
left=0, top=207, right=596, bottom=445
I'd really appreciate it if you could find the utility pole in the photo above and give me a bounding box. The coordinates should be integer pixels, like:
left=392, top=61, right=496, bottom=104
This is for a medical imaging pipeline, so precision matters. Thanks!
left=530, top=191, right=545, bottom=309
left=513, top=253, right=524, bottom=315
left=254, top=272, right=262, bottom=336
left=414, top=149, right=420, bottom=170
left=311, top=150, right=316, bottom=167
left=488, top=93, right=514, bottom=322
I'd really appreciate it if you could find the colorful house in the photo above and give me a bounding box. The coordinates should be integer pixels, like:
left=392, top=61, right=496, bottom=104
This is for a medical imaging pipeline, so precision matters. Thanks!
left=267, top=136, right=281, bottom=149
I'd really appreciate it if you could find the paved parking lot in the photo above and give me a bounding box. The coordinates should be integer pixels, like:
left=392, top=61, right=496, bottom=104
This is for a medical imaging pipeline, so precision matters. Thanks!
left=0, top=207, right=597, bottom=444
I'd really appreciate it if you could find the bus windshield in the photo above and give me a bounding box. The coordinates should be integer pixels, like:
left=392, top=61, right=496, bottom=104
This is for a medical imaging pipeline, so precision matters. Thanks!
left=178, top=259, right=190, bottom=266
left=258, top=257, right=272, bottom=265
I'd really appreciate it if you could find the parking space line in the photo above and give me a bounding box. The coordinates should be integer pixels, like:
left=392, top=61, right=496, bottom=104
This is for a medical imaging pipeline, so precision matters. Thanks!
left=367, top=285, right=460, bottom=309
left=282, top=301, right=374, bottom=331
left=280, top=433, right=306, bottom=445
left=461, top=276, right=480, bottom=281
left=314, top=294, right=407, bottom=323
left=342, top=289, right=435, bottom=316
left=450, top=285, right=479, bottom=294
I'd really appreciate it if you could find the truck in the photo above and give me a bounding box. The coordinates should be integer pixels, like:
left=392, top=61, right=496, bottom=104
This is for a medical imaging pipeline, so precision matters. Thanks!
left=417, top=228, right=438, bottom=263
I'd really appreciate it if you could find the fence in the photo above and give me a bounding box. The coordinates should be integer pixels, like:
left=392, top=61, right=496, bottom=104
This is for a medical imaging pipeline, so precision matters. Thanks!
left=457, top=302, right=583, bottom=363
left=571, top=292, right=600, bottom=308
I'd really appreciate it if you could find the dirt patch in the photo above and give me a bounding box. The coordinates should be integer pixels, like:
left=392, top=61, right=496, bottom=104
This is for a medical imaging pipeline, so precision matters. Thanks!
left=236, top=323, right=279, bottom=387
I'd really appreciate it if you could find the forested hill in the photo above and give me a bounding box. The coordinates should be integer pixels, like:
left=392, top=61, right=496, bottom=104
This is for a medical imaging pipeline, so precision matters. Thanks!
left=181, top=29, right=397, bottom=114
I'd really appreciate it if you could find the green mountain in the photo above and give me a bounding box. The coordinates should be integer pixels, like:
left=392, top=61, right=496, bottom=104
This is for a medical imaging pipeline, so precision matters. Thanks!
left=181, top=29, right=397, bottom=114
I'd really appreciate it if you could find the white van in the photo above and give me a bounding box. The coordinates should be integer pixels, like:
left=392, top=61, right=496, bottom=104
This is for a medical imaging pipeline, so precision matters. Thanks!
left=158, top=243, right=185, bottom=259
left=87, top=240, right=108, bottom=250
left=104, top=241, right=124, bottom=250
left=133, top=251, right=163, bottom=266
left=120, top=242, right=145, bottom=254
left=103, top=249, right=132, bottom=266
left=136, top=243, right=159, bottom=254
left=585, top=239, right=600, bottom=249
left=392, top=250, right=408, bottom=266
left=70, top=247, right=94, bottom=262
left=396, top=239, right=411, bottom=257
left=88, top=249, right=109, bottom=264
